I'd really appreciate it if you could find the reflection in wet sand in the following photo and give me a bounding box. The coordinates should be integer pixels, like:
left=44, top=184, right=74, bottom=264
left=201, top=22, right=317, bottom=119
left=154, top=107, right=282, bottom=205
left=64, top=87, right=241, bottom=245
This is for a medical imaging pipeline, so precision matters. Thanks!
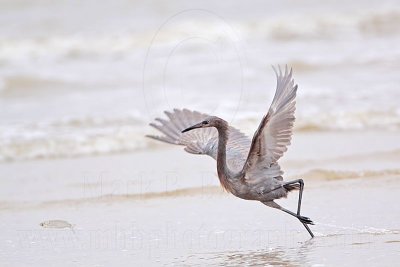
left=177, top=240, right=316, bottom=266
left=172, top=228, right=400, bottom=266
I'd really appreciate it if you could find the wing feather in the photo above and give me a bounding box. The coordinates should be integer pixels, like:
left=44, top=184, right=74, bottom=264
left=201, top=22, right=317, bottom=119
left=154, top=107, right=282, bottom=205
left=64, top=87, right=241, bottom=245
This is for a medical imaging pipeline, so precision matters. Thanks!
left=147, top=109, right=250, bottom=172
left=242, top=66, right=297, bottom=182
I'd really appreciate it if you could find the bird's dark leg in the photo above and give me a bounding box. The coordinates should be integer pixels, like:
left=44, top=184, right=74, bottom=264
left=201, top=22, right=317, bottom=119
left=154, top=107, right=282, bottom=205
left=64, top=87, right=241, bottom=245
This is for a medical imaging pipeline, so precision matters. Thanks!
left=283, top=179, right=314, bottom=238
left=263, top=179, right=315, bottom=239
left=283, top=179, right=304, bottom=215
left=263, top=201, right=315, bottom=238
left=279, top=207, right=315, bottom=238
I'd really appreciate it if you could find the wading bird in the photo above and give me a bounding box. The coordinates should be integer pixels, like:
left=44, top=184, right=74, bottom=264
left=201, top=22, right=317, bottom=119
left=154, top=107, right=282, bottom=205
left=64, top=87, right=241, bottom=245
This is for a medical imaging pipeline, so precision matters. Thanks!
left=147, top=66, right=314, bottom=238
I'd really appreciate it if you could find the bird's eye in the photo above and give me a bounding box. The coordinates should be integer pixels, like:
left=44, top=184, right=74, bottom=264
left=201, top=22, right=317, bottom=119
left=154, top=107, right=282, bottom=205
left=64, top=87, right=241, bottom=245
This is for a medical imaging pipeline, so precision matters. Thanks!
left=202, top=120, right=209, bottom=125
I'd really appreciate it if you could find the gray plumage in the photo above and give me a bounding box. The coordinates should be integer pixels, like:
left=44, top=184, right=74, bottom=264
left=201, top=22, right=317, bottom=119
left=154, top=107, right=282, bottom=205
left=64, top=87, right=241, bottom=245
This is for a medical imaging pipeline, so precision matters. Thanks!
left=147, top=66, right=314, bottom=238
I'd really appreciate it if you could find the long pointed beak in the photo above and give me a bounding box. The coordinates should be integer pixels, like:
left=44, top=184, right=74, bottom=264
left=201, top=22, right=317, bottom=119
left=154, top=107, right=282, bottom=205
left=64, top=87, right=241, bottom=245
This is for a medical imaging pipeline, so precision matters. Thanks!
left=182, top=122, right=202, bottom=133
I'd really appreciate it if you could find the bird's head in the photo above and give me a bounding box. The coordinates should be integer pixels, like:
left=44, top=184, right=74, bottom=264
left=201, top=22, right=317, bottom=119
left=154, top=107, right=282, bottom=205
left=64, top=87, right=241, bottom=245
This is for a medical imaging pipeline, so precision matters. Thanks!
left=181, top=116, right=226, bottom=133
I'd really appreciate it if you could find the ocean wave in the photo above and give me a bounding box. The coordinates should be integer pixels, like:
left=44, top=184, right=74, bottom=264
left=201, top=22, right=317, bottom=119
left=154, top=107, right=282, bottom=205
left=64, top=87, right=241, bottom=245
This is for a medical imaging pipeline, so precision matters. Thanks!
left=0, top=35, right=142, bottom=63
left=1, top=109, right=400, bottom=162
left=250, top=9, right=400, bottom=41
left=296, top=109, right=400, bottom=132
left=298, top=168, right=400, bottom=180
left=284, top=58, right=400, bottom=73
left=239, top=109, right=400, bottom=132
left=358, top=10, right=400, bottom=35
left=0, top=75, right=75, bottom=96
left=0, top=115, right=148, bottom=162
left=0, top=9, right=399, bottom=65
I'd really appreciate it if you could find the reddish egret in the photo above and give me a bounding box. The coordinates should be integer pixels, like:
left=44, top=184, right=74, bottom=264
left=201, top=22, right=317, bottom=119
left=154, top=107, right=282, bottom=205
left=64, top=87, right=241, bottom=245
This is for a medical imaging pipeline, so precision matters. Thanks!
left=147, top=66, right=314, bottom=238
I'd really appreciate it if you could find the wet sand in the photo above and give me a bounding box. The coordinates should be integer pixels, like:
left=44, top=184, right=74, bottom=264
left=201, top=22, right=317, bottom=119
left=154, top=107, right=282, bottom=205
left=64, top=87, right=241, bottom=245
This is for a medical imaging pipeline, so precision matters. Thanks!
left=0, top=174, right=399, bottom=266
left=0, top=130, right=399, bottom=266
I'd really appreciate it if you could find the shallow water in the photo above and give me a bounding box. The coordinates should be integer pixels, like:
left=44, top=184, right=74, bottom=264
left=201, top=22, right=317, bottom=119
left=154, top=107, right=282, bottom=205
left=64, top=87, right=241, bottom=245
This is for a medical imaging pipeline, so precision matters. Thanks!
left=0, top=0, right=400, bottom=161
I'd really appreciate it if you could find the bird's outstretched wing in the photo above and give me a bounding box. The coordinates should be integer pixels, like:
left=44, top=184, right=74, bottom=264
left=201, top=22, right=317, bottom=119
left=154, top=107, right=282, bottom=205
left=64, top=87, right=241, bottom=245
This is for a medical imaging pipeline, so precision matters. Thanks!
left=147, top=109, right=250, bottom=172
left=241, top=66, right=297, bottom=182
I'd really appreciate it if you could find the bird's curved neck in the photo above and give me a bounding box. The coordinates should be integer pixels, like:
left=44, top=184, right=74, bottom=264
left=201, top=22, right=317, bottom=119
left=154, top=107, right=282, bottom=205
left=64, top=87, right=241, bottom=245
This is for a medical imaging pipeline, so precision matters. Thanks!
left=216, top=125, right=233, bottom=190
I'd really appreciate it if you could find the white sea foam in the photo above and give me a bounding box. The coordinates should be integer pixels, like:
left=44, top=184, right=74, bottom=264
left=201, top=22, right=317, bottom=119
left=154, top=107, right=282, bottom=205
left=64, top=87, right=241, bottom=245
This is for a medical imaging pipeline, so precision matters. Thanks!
left=0, top=116, right=148, bottom=162
left=315, top=222, right=400, bottom=236
left=1, top=109, right=399, bottom=162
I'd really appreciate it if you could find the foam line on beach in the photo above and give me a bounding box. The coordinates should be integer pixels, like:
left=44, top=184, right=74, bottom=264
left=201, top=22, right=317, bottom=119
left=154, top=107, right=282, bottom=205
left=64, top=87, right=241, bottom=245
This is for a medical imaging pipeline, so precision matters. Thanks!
left=0, top=186, right=225, bottom=211
left=315, top=222, right=400, bottom=236
left=292, top=168, right=400, bottom=181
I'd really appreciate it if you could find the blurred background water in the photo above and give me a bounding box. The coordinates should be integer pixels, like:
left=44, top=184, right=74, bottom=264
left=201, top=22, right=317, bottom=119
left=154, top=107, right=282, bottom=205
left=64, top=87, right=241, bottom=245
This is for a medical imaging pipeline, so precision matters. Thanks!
left=1, top=0, right=399, bottom=162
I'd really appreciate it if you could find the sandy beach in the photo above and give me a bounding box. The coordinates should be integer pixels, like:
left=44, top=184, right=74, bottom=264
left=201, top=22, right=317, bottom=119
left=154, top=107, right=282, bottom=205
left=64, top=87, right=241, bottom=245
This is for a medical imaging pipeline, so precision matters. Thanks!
left=1, top=130, right=399, bottom=266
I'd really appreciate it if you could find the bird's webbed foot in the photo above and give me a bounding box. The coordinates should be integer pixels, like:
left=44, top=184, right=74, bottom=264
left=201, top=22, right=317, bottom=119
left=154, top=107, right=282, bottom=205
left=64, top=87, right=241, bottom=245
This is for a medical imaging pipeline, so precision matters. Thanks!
left=297, top=215, right=314, bottom=225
